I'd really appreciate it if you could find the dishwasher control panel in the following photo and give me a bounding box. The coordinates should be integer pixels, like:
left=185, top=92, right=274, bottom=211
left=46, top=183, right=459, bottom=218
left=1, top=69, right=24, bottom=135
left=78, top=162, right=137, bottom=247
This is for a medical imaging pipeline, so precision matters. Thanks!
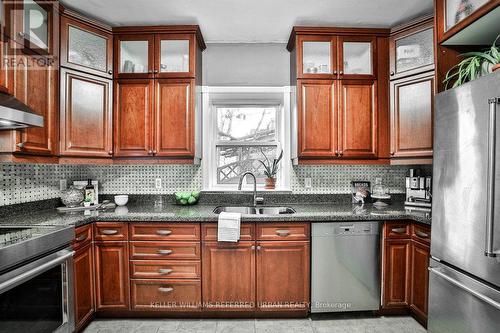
left=311, top=222, right=380, bottom=236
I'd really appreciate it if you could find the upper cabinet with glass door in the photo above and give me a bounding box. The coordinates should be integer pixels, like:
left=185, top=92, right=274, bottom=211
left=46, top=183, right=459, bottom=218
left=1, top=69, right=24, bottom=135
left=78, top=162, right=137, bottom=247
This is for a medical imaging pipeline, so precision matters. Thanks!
left=17, top=0, right=52, bottom=55
left=60, top=12, right=113, bottom=78
left=436, top=0, right=498, bottom=43
left=338, top=36, right=376, bottom=79
left=297, top=35, right=336, bottom=79
left=113, top=26, right=206, bottom=79
left=155, top=34, right=195, bottom=78
left=390, top=18, right=434, bottom=79
left=114, top=34, right=154, bottom=79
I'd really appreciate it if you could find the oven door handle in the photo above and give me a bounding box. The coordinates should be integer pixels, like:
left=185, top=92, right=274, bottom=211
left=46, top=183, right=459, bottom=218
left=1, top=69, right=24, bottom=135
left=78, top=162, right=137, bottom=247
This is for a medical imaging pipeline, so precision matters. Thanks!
left=0, top=250, right=74, bottom=293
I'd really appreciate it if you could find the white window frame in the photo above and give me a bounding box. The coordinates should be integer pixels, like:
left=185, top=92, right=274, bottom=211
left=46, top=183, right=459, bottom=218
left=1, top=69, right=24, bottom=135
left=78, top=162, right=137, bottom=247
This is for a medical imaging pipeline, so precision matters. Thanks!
left=202, top=86, right=292, bottom=191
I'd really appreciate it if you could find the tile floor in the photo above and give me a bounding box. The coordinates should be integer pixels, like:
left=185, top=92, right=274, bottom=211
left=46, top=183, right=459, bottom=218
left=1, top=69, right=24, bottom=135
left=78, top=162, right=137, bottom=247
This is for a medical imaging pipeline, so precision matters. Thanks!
left=82, top=315, right=426, bottom=333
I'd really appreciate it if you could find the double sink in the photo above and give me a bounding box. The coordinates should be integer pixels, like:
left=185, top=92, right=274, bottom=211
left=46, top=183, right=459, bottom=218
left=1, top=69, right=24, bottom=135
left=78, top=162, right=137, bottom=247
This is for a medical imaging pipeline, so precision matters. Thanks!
left=213, top=206, right=295, bottom=215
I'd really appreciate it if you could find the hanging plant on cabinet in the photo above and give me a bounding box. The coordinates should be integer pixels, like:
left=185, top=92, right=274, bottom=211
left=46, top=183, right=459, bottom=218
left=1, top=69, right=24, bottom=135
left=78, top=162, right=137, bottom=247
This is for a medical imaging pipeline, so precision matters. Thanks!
left=443, top=34, right=500, bottom=90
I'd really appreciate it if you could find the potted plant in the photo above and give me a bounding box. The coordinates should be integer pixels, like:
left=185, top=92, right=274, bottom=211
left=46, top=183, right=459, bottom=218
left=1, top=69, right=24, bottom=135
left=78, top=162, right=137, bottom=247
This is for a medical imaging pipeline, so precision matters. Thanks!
left=258, top=149, right=283, bottom=190
left=444, top=34, right=500, bottom=89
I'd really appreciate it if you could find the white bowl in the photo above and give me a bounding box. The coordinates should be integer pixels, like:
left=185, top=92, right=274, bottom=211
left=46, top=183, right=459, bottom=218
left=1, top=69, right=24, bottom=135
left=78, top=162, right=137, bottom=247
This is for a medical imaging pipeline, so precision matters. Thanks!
left=114, top=195, right=129, bottom=206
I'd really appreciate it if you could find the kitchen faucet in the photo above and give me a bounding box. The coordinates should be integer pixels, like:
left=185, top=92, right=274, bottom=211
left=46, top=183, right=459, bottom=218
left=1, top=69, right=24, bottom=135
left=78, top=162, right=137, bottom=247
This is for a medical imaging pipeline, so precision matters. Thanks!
left=238, top=172, right=264, bottom=206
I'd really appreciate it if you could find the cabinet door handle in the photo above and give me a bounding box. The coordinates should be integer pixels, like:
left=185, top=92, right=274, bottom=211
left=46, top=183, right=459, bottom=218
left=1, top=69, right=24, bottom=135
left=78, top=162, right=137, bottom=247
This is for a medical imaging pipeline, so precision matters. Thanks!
left=251, top=245, right=255, bottom=250
left=390, top=71, right=395, bottom=76
left=101, top=229, right=118, bottom=235
left=391, top=227, right=406, bottom=234
left=339, top=71, right=343, bottom=75
left=415, top=231, right=429, bottom=238
left=333, top=70, right=338, bottom=75
left=157, top=249, right=173, bottom=255
left=75, top=234, right=88, bottom=242
left=108, top=70, right=113, bottom=75
left=257, top=245, right=262, bottom=250
left=152, top=150, right=157, bottom=155
left=275, top=229, right=290, bottom=237
left=390, top=151, right=395, bottom=156
left=153, top=69, right=159, bottom=74
left=18, top=31, right=25, bottom=38
left=148, top=150, right=153, bottom=155
left=338, top=151, right=343, bottom=157
left=156, top=229, right=172, bottom=236
left=17, top=142, right=26, bottom=149
left=158, top=268, right=173, bottom=275
left=108, top=150, right=113, bottom=155
left=148, top=70, right=154, bottom=74
left=158, top=287, right=174, bottom=293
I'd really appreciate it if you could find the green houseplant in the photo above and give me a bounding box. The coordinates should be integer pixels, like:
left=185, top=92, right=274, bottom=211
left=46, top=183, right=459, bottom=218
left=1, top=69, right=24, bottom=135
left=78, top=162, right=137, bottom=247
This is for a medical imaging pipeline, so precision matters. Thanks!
left=258, top=149, right=283, bottom=189
left=443, top=34, right=500, bottom=90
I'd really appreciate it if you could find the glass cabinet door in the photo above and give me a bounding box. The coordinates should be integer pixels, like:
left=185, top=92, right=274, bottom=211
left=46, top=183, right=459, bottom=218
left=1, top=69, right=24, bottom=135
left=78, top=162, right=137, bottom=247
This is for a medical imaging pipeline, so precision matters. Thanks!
left=341, top=41, right=373, bottom=76
left=155, top=34, right=194, bottom=77
left=66, top=24, right=111, bottom=76
left=22, top=0, right=50, bottom=54
left=160, top=40, right=189, bottom=72
left=445, top=0, right=489, bottom=31
left=302, top=41, right=332, bottom=75
left=395, top=28, right=434, bottom=75
left=120, top=40, right=149, bottom=74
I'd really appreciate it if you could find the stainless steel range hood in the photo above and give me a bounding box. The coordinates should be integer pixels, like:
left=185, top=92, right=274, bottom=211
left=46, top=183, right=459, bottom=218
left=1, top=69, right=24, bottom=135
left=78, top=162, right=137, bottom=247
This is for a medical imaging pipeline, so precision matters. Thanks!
left=0, top=92, right=44, bottom=130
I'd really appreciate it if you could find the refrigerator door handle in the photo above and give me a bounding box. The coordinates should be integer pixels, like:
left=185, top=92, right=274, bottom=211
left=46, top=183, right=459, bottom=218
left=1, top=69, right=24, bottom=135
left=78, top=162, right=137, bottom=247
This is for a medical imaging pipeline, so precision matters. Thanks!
left=485, top=97, right=500, bottom=257
left=429, top=267, right=500, bottom=310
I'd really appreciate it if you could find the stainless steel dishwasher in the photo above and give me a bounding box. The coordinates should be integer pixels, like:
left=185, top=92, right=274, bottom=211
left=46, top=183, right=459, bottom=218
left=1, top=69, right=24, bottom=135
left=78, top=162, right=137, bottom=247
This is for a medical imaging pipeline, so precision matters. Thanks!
left=311, top=222, right=381, bottom=313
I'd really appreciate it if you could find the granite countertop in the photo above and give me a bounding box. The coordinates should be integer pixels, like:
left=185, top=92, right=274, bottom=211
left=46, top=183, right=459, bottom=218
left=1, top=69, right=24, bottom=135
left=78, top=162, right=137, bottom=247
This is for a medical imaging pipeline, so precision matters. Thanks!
left=0, top=201, right=431, bottom=228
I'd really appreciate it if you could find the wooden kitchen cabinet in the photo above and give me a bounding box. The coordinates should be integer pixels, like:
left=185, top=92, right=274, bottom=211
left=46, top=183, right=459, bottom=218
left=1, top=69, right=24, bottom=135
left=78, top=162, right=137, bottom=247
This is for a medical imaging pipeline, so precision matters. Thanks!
left=256, top=241, right=309, bottom=311
left=410, top=239, right=430, bottom=325
left=60, top=12, right=113, bottom=79
left=289, top=27, right=389, bottom=163
left=202, top=241, right=256, bottom=311
left=338, top=79, right=377, bottom=159
left=0, top=0, right=59, bottom=157
left=94, top=241, right=130, bottom=310
left=154, top=79, right=194, bottom=157
left=114, top=78, right=195, bottom=158
left=383, top=238, right=411, bottom=308
left=73, top=242, right=94, bottom=331
left=297, top=79, right=338, bottom=159
left=60, top=68, right=113, bottom=157
left=390, top=72, right=434, bottom=160
left=383, top=221, right=431, bottom=325
left=114, top=79, right=154, bottom=157
left=435, top=0, right=499, bottom=44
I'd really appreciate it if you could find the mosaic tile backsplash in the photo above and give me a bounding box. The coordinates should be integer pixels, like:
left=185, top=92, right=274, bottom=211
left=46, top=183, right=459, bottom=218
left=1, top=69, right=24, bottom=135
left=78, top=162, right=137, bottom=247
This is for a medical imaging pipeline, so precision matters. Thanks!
left=0, top=163, right=427, bottom=206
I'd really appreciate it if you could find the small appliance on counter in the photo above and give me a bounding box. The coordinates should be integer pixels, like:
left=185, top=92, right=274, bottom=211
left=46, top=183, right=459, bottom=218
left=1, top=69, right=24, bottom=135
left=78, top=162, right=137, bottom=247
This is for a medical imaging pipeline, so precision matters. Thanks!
left=405, top=168, right=432, bottom=209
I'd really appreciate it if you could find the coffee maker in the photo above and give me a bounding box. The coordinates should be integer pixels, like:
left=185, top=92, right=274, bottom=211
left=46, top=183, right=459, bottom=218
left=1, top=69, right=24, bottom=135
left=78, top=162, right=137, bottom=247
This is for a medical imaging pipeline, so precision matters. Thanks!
left=405, top=168, right=432, bottom=209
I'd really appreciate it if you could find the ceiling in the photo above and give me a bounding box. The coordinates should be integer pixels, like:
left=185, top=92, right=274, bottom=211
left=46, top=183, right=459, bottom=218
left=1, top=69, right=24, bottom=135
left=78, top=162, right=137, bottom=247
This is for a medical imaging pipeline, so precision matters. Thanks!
left=61, top=0, right=434, bottom=43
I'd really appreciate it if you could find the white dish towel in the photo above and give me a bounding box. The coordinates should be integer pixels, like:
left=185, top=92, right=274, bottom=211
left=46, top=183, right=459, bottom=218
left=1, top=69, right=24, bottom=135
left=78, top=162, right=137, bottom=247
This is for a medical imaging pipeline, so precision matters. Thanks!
left=217, top=212, right=241, bottom=242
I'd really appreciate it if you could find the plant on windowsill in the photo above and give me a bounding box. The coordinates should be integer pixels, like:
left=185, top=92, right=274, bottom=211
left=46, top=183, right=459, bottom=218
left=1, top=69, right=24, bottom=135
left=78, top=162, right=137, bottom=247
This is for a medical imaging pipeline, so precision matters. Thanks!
left=259, top=148, right=283, bottom=190
left=443, top=34, right=500, bottom=90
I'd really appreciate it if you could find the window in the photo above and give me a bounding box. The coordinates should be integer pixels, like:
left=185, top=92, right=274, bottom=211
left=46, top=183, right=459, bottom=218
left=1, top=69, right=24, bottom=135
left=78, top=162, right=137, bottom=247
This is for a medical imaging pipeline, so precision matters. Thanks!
left=216, top=105, right=279, bottom=185
left=202, top=87, right=291, bottom=191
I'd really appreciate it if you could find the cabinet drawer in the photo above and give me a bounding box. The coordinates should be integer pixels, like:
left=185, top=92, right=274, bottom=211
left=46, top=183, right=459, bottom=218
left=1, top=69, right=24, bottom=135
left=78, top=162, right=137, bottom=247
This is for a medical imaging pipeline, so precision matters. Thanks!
left=94, top=222, right=128, bottom=241
left=130, top=223, right=200, bottom=241
left=384, top=222, right=411, bottom=239
left=411, top=223, right=431, bottom=245
left=130, top=241, right=200, bottom=260
left=256, top=223, right=310, bottom=241
left=202, top=223, right=255, bottom=241
left=73, top=224, right=92, bottom=250
left=131, top=279, right=201, bottom=310
left=130, top=260, right=201, bottom=279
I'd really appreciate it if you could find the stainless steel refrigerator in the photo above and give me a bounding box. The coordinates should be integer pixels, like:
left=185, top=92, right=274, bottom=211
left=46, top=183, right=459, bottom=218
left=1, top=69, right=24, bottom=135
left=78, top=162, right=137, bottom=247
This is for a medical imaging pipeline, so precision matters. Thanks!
left=430, top=71, right=500, bottom=332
